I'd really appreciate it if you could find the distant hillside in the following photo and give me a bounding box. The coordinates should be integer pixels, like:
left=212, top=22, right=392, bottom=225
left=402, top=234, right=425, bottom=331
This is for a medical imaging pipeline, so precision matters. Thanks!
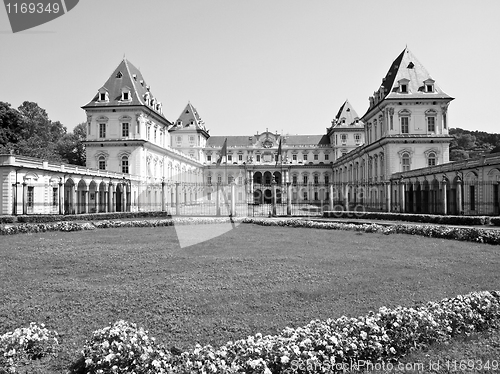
left=449, top=128, right=500, bottom=161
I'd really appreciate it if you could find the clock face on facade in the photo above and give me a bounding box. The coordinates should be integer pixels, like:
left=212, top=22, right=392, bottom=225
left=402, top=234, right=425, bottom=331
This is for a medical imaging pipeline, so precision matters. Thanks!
left=262, top=139, right=273, bottom=148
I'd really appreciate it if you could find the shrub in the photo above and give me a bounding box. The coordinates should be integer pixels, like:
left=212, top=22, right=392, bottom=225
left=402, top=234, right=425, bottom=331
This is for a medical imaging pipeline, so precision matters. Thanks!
left=0, top=323, right=59, bottom=373
left=0, top=216, right=15, bottom=224
left=81, top=320, right=173, bottom=374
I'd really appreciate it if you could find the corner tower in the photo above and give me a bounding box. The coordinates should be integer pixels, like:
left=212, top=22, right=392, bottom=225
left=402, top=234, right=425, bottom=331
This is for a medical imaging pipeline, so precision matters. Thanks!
left=361, top=47, right=454, bottom=174
left=327, top=100, right=364, bottom=161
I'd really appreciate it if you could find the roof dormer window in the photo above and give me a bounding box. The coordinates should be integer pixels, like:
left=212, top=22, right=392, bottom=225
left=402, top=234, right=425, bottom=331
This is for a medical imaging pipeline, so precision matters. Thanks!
left=97, top=88, right=109, bottom=102
left=424, top=78, right=435, bottom=93
left=116, top=71, right=123, bottom=78
left=398, top=78, right=410, bottom=94
left=121, top=86, right=132, bottom=102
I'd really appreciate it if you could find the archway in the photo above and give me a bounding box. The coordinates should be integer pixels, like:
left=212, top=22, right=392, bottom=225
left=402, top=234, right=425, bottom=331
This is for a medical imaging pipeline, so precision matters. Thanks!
left=263, top=188, right=272, bottom=204
left=273, top=171, right=282, bottom=185
left=253, top=172, right=262, bottom=185
left=64, top=178, right=76, bottom=214
left=116, top=183, right=123, bottom=212
left=263, top=171, right=272, bottom=185
left=253, top=189, right=263, bottom=204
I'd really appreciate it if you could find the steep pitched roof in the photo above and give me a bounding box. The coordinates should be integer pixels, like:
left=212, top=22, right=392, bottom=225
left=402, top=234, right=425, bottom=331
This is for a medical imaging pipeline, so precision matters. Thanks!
left=82, top=58, right=165, bottom=117
left=362, top=48, right=453, bottom=118
left=332, top=100, right=362, bottom=127
left=171, top=102, right=208, bottom=132
left=382, top=48, right=452, bottom=100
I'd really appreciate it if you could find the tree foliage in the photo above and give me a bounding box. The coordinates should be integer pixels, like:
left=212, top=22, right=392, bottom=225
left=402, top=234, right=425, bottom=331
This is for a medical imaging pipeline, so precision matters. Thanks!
left=0, top=101, right=86, bottom=165
left=449, top=128, right=500, bottom=161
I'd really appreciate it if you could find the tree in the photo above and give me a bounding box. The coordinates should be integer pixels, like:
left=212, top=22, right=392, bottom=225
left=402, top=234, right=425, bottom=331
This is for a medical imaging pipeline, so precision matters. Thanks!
left=56, top=122, right=87, bottom=166
left=0, top=101, right=23, bottom=152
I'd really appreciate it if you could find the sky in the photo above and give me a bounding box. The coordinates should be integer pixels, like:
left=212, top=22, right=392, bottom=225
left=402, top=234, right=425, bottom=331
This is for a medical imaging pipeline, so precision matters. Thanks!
left=1, top=0, right=499, bottom=136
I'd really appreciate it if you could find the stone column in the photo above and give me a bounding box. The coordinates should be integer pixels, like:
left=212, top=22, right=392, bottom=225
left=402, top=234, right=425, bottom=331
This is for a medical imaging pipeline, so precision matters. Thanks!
left=400, top=181, right=406, bottom=213
left=22, top=182, right=27, bottom=215
left=95, top=188, right=100, bottom=213
left=457, top=178, right=463, bottom=214
left=108, top=183, right=114, bottom=213
left=71, top=186, right=77, bottom=214
left=58, top=180, right=64, bottom=215
left=386, top=182, right=391, bottom=212
left=442, top=178, right=448, bottom=215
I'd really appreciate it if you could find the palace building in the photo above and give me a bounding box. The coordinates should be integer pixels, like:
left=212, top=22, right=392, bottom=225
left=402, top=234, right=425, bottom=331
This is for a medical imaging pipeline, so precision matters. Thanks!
left=1, top=47, right=499, bottom=216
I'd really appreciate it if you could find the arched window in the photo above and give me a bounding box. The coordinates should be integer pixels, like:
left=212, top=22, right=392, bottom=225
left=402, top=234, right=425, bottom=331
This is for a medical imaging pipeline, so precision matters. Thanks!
left=121, top=156, right=129, bottom=174
left=402, top=152, right=411, bottom=171
left=428, top=152, right=436, bottom=166
left=98, top=156, right=106, bottom=170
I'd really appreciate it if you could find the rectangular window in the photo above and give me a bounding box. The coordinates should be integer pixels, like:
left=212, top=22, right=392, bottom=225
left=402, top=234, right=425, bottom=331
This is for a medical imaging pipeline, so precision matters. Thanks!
left=325, top=175, right=329, bottom=184
left=123, top=92, right=129, bottom=100
left=314, top=192, right=319, bottom=201
left=27, top=186, right=34, bottom=207
left=217, top=175, right=222, bottom=184
left=122, top=123, right=129, bottom=137
left=99, top=123, right=106, bottom=138
left=341, top=134, right=347, bottom=144
left=401, top=117, right=409, bottom=134
left=99, top=93, right=106, bottom=101
left=207, top=155, right=212, bottom=162
left=401, top=84, right=407, bottom=93
left=189, top=136, right=195, bottom=143
left=314, top=154, right=318, bottom=161
left=176, top=136, right=182, bottom=142
left=292, top=175, right=297, bottom=185
left=292, top=154, right=297, bottom=161
left=99, top=159, right=106, bottom=170
left=238, top=154, right=243, bottom=161
left=53, top=188, right=58, bottom=206
left=303, top=155, right=308, bottom=161
left=303, top=191, right=308, bottom=201
left=256, top=155, right=261, bottom=162
left=207, top=176, right=212, bottom=184
left=314, top=175, right=319, bottom=185
left=402, top=158, right=410, bottom=172
left=428, top=158, right=436, bottom=166
left=122, top=159, right=129, bottom=174
left=426, top=84, right=433, bottom=92
left=238, top=177, right=243, bottom=185
left=147, top=127, right=151, bottom=140
left=355, top=134, right=361, bottom=144
left=324, top=154, right=329, bottom=161
left=303, top=175, right=308, bottom=184
left=427, top=117, right=435, bottom=132
left=207, top=192, right=212, bottom=201
left=228, top=155, right=232, bottom=161
left=154, top=130, right=157, bottom=142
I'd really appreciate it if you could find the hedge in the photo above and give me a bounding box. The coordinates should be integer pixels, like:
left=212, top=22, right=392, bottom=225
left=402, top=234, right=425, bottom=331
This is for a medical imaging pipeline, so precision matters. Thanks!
left=15, top=211, right=172, bottom=224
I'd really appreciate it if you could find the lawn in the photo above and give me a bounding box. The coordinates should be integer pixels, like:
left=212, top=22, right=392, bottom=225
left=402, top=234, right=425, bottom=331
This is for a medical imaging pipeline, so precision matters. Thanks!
left=0, top=223, right=499, bottom=372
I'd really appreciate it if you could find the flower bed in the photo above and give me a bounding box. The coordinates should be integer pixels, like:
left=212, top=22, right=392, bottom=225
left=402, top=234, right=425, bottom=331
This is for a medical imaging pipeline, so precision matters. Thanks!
left=243, top=218, right=500, bottom=245
left=0, top=217, right=243, bottom=235
left=323, top=210, right=492, bottom=226
left=2, top=292, right=499, bottom=373
left=76, top=291, right=499, bottom=374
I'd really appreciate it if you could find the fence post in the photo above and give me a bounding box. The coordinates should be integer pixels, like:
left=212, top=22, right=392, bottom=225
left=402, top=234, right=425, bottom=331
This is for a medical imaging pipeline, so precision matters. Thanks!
left=216, top=182, right=221, bottom=216
left=400, top=181, right=405, bottom=213
left=457, top=177, right=463, bottom=214
left=329, top=183, right=334, bottom=211
left=287, top=182, right=292, bottom=216
left=175, top=182, right=180, bottom=216
left=161, top=179, right=166, bottom=212
left=231, top=182, right=236, bottom=217
left=272, top=178, right=277, bottom=216
left=386, top=181, right=391, bottom=212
